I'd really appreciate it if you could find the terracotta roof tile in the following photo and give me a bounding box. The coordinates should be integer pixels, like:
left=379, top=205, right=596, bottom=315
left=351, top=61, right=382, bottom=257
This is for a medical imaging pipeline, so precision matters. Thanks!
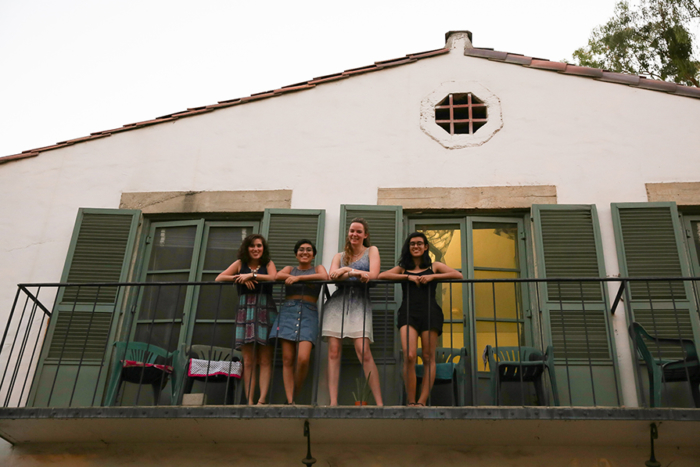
left=407, top=48, right=449, bottom=59
left=0, top=152, right=38, bottom=165
left=504, top=54, right=533, bottom=66
left=273, top=84, right=316, bottom=94
left=528, top=59, right=567, bottom=72
left=464, top=48, right=507, bottom=60
left=2, top=40, right=697, bottom=166
left=561, top=65, right=604, bottom=79
left=598, top=72, right=641, bottom=86
left=674, top=85, right=700, bottom=98
left=637, top=77, right=677, bottom=93
left=308, top=75, right=347, bottom=85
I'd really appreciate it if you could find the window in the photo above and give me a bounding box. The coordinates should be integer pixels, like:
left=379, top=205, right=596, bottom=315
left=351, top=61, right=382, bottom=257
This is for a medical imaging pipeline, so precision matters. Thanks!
left=435, top=93, right=488, bottom=135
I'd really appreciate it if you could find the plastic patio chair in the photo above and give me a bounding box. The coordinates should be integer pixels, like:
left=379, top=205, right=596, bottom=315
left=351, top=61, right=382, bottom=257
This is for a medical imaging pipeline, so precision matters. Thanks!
left=485, top=345, right=559, bottom=406
left=410, top=347, right=468, bottom=406
left=104, top=341, right=178, bottom=406
left=629, top=322, right=700, bottom=408
left=175, top=345, right=242, bottom=405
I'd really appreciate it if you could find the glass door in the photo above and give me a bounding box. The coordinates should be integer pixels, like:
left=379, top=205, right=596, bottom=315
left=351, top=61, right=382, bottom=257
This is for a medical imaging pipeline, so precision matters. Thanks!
left=188, top=222, right=258, bottom=348
left=468, top=217, right=528, bottom=372
left=409, top=215, right=530, bottom=404
left=133, top=220, right=205, bottom=352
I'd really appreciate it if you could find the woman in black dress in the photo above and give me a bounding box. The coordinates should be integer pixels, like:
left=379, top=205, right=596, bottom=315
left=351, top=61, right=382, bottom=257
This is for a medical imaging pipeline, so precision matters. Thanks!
left=379, top=232, right=461, bottom=406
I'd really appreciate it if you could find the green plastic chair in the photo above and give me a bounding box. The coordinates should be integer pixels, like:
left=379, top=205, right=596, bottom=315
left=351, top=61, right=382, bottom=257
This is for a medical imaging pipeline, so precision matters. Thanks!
left=485, top=345, right=559, bottom=406
left=629, top=322, right=700, bottom=408
left=411, top=347, right=468, bottom=406
left=175, top=345, right=242, bottom=405
left=104, top=342, right=178, bottom=406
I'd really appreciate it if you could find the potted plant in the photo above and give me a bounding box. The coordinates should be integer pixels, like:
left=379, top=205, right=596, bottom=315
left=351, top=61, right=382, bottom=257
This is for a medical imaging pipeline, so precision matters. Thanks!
left=352, top=371, right=372, bottom=406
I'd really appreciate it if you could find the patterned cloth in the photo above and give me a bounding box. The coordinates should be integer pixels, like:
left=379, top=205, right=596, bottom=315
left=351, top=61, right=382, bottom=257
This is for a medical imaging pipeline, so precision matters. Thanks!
left=234, top=293, right=277, bottom=348
left=188, top=358, right=242, bottom=378
left=122, top=360, right=173, bottom=373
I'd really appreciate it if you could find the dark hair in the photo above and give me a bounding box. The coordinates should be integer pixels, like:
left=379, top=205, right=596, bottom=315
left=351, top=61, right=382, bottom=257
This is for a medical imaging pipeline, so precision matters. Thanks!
left=343, top=218, right=371, bottom=265
left=398, top=232, right=432, bottom=270
left=294, top=239, right=317, bottom=257
left=237, top=234, right=271, bottom=266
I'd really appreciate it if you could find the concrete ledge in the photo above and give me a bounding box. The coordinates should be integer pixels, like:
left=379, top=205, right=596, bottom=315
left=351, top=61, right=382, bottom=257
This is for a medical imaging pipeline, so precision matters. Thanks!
left=378, top=186, right=557, bottom=210
left=646, top=182, right=700, bottom=205
left=1, top=406, right=698, bottom=445
left=119, top=190, right=292, bottom=214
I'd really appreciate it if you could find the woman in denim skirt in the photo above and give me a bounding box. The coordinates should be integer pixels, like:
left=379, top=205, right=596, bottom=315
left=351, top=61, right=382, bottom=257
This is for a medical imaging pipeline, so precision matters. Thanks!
left=271, top=239, right=328, bottom=404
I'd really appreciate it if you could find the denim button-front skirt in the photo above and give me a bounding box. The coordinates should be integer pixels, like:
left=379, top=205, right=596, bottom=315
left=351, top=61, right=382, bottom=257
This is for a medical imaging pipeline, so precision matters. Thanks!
left=269, top=299, right=319, bottom=344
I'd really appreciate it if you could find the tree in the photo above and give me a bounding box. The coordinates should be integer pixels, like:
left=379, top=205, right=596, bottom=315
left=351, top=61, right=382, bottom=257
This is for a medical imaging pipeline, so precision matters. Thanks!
left=572, top=0, right=700, bottom=87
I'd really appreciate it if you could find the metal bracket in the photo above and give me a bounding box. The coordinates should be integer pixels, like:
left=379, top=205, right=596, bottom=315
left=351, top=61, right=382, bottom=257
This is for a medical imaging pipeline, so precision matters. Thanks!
left=645, top=422, right=661, bottom=467
left=302, top=420, right=316, bottom=466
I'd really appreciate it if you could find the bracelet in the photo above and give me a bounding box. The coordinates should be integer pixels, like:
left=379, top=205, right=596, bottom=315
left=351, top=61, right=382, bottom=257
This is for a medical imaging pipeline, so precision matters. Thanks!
left=350, top=269, right=355, bottom=277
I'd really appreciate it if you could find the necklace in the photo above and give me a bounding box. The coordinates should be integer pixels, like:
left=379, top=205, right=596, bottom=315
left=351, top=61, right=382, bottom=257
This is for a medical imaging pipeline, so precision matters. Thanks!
left=249, top=265, right=260, bottom=273
left=350, top=248, right=366, bottom=260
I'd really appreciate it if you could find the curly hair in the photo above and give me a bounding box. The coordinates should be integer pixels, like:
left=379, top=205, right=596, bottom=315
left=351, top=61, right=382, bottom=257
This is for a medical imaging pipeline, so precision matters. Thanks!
left=237, top=234, right=271, bottom=266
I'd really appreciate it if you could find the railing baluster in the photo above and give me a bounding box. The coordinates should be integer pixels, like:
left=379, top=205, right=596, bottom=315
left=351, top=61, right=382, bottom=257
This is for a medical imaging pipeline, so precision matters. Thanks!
left=4, top=289, right=39, bottom=407
left=578, top=281, right=597, bottom=406
left=555, top=281, right=573, bottom=406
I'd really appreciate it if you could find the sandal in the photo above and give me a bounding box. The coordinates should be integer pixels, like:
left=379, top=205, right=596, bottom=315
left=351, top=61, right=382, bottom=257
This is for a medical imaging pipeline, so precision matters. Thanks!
left=415, top=402, right=425, bottom=407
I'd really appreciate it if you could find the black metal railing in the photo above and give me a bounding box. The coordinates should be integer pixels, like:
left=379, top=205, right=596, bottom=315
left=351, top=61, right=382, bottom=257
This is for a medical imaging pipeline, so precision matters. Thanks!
left=1, top=278, right=698, bottom=409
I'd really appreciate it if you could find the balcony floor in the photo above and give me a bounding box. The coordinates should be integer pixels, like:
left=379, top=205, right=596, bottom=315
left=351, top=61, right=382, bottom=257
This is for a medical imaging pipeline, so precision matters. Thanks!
left=1, top=406, right=699, bottom=446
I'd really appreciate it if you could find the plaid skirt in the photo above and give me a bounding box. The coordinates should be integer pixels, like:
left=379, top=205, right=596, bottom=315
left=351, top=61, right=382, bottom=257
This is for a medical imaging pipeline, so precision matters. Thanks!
left=235, top=293, right=277, bottom=349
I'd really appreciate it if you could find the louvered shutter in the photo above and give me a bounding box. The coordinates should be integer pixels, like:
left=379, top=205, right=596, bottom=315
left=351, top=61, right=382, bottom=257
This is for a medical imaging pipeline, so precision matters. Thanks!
left=533, top=205, right=619, bottom=406
left=339, top=205, right=403, bottom=362
left=612, top=202, right=698, bottom=358
left=262, top=209, right=325, bottom=303
left=29, top=208, right=140, bottom=407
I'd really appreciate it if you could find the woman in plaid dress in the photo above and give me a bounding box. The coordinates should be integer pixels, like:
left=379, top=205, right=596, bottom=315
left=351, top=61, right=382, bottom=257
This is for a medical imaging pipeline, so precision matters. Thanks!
left=216, top=234, right=277, bottom=405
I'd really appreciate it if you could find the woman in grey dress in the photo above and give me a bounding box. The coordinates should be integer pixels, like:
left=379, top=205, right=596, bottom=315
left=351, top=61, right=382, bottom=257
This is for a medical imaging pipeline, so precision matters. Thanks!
left=322, top=218, right=383, bottom=406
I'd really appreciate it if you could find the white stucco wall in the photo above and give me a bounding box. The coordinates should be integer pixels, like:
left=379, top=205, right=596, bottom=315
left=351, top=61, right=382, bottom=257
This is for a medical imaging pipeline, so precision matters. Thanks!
left=1, top=35, right=699, bottom=411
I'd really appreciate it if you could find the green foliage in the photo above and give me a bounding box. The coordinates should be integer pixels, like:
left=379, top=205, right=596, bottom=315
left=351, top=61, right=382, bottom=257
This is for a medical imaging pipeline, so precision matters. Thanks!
left=573, top=0, right=700, bottom=86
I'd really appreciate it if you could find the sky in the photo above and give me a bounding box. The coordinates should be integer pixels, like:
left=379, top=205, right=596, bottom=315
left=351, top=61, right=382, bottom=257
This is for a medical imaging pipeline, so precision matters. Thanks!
left=0, top=0, right=632, bottom=157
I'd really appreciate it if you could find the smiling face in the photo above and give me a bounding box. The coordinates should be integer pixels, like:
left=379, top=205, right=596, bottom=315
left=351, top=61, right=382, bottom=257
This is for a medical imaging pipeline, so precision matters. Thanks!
left=248, top=238, right=264, bottom=261
left=409, top=237, right=428, bottom=258
left=348, top=222, right=368, bottom=247
left=296, top=243, right=315, bottom=265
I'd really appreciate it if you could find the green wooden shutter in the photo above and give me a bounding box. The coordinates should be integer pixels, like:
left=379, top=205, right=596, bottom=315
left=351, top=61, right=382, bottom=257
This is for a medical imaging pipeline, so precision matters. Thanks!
left=262, top=209, right=325, bottom=267
left=612, top=202, right=699, bottom=355
left=262, top=209, right=325, bottom=303
left=339, top=205, right=403, bottom=361
left=533, top=205, right=619, bottom=406
left=29, top=208, right=140, bottom=407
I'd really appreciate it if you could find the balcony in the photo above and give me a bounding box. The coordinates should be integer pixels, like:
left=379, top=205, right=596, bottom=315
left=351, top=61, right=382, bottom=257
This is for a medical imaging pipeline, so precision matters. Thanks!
left=1, top=278, right=699, bottom=448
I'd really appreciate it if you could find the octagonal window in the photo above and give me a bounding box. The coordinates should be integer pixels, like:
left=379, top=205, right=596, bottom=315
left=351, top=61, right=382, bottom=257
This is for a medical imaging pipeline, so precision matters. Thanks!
left=435, top=93, right=488, bottom=135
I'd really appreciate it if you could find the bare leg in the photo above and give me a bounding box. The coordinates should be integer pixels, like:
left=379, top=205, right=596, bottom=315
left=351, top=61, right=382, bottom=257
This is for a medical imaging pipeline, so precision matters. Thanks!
left=417, top=330, right=439, bottom=406
left=257, top=345, right=273, bottom=404
left=354, top=338, right=383, bottom=407
left=399, top=325, right=419, bottom=404
left=281, top=340, right=296, bottom=404
left=327, top=337, right=342, bottom=406
left=294, top=341, right=313, bottom=397
left=241, top=344, right=257, bottom=405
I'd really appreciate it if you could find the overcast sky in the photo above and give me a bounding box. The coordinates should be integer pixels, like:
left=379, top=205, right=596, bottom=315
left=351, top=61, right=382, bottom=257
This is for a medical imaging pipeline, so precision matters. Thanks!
left=0, top=0, right=639, bottom=157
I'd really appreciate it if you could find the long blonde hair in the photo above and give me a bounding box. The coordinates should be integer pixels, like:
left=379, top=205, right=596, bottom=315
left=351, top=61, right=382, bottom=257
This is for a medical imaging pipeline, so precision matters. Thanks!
left=343, top=217, right=371, bottom=265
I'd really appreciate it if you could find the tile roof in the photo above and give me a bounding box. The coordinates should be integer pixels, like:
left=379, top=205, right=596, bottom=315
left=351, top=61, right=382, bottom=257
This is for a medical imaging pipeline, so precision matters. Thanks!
left=2, top=43, right=698, bottom=166
left=464, top=47, right=700, bottom=98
